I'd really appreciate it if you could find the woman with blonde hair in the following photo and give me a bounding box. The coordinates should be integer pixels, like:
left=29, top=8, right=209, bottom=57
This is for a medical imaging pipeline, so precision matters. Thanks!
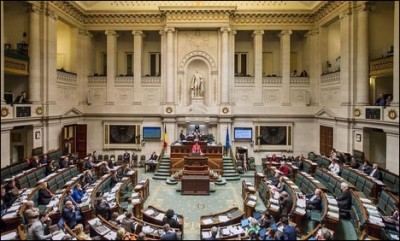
left=74, top=223, right=92, bottom=240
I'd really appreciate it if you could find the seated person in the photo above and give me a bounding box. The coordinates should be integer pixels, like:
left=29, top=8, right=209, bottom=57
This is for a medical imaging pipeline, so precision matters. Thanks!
left=39, top=154, right=49, bottom=165
left=305, top=189, right=322, bottom=211
left=160, top=224, right=179, bottom=240
left=74, top=224, right=91, bottom=240
left=386, top=95, right=392, bottom=106
left=4, top=179, right=19, bottom=208
left=191, top=142, right=202, bottom=154
left=359, top=161, right=372, bottom=175
left=45, top=160, right=56, bottom=175
left=123, top=151, right=130, bottom=164
left=276, top=177, right=286, bottom=193
left=109, top=212, right=120, bottom=226
left=38, top=182, right=54, bottom=206
left=246, top=217, right=260, bottom=236
left=264, top=228, right=276, bottom=240
left=204, top=226, right=218, bottom=240
left=62, top=201, right=77, bottom=229
left=329, top=149, right=338, bottom=160
left=258, top=210, right=275, bottom=229
left=162, top=209, right=180, bottom=229
left=270, top=172, right=281, bottom=187
left=29, top=156, right=40, bottom=168
left=311, top=228, right=333, bottom=240
left=282, top=216, right=296, bottom=240
left=83, top=155, right=93, bottom=170
left=110, top=171, right=120, bottom=187
left=100, top=161, right=110, bottom=176
left=383, top=206, right=399, bottom=230
left=148, top=151, right=158, bottom=163
left=15, top=91, right=28, bottom=104
left=27, top=212, right=60, bottom=240
left=84, top=170, right=95, bottom=185
left=336, top=183, right=352, bottom=214
left=121, top=212, right=136, bottom=233
left=108, top=157, right=115, bottom=169
left=369, top=163, right=382, bottom=180
left=375, top=93, right=386, bottom=106
left=64, top=189, right=79, bottom=207
left=179, top=130, right=186, bottom=141
left=23, top=200, right=40, bottom=224
left=348, top=157, right=360, bottom=169
left=269, top=154, right=279, bottom=163
left=95, top=198, right=111, bottom=220
left=278, top=192, right=293, bottom=217
left=328, top=159, right=341, bottom=175
left=72, top=184, right=85, bottom=203
left=279, top=161, right=290, bottom=176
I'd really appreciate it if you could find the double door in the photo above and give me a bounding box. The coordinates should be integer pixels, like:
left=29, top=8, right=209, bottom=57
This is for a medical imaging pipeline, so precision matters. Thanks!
left=61, top=124, right=87, bottom=158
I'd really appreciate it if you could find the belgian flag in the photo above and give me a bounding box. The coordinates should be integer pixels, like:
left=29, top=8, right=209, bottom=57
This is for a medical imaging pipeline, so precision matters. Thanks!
left=163, top=125, right=168, bottom=148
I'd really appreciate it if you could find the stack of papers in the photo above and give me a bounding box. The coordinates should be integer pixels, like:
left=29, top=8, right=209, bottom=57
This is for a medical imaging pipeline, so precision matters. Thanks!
left=219, top=215, right=229, bottom=222
left=144, top=209, right=155, bottom=216
left=327, top=211, right=339, bottom=219
left=247, top=200, right=256, bottom=207
left=202, top=218, right=213, bottom=225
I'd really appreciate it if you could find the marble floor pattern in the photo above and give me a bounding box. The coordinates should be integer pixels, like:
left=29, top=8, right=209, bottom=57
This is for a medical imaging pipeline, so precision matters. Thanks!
left=137, top=168, right=266, bottom=240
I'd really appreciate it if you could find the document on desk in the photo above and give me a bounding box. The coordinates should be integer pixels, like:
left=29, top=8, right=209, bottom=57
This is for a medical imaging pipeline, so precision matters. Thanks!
left=104, top=230, right=117, bottom=240
left=144, top=209, right=155, bottom=216
left=202, top=218, right=213, bottom=225
left=202, top=231, right=211, bottom=239
left=247, top=200, right=256, bottom=207
left=297, top=199, right=306, bottom=208
left=155, top=213, right=165, bottom=221
left=328, top=206, right=339, bottom=212
left=219, top=215, right=229, bottom=222
left=1, top=231, right=17, bottom=240
left=52, top=230, right=65, bottom=240
left=327, top=211, right=339, bottom=219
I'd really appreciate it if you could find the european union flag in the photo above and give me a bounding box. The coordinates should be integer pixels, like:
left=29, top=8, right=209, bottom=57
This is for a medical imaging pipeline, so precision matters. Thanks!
left=226, top=127, right=230, bottom=151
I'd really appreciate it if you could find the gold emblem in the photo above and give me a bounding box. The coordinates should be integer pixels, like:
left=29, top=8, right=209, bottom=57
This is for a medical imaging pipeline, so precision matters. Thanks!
left=388, top=109, right=397, bottom=120
left=36, top=107, right=43, bottom=115
left=354, top=108, right=361, bottom=117
left=222, top=107, right=229, bottom=114
left=166, top=107, right=173, bottom=113
left=1, top=107, right=9, bottom=117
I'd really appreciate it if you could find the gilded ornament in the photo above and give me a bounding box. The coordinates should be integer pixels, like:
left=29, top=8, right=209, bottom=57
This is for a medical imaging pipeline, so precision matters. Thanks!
left=1, top=107, right=9, bottom=117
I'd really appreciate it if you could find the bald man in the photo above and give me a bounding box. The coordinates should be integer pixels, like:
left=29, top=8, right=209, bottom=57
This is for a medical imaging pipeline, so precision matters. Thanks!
left=23, top=200, right=40, bottom=224
left=62, top=201, right=77, bottom=228
left=306, top=189, right=322, bottom=211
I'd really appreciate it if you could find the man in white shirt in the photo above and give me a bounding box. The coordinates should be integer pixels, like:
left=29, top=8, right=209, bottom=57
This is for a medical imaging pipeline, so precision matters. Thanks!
left=328, top=159, right=341, bottom=175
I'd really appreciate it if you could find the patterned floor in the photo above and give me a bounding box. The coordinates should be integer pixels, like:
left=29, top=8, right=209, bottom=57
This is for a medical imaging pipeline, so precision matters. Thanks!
left=138, top=168, right=266, bottom=240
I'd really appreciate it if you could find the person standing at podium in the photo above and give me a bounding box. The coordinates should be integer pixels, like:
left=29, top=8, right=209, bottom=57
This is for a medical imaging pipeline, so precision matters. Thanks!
left=192, top=142, right=202, bottom=154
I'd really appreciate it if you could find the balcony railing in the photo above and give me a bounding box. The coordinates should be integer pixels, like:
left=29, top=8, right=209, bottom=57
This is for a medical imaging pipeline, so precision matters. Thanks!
left=321, top=71, right=340, bottom=85
left=369, top=56, right=393, bottom=76
left=290, top=77, right=310, bottom=85
left=57, top=70, right=77, bottom=85
left=115, top=76, right=134, bottom=85
left=141, top=76, right=161, bottom=86
left=4, top=56, right=29, bottom=75
left=262, top=76, right=282, bottom=85
left=234, top=76, right=255, bottom=86
left=88, top=76, right=107, bottom=85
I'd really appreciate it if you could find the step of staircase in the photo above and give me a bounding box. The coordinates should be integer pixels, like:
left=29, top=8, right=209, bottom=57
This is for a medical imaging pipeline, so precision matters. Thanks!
left=224, top=176, right=241, bottom=181
left=153, top=158, right=171, bottom=180
left=222, top=157, right=241, bottom=181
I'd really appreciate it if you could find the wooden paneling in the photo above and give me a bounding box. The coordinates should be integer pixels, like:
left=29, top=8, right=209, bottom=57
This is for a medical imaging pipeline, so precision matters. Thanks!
left=320, top=126, right=333, bottom=157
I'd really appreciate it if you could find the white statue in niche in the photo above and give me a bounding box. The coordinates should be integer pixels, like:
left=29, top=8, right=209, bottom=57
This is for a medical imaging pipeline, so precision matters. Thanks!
left=191, top=70, right=204, bottom=98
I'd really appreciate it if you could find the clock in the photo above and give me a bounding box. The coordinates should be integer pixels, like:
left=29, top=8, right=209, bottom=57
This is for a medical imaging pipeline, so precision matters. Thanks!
left=222, top=107, right=229, bottom=114
left=1, top=107, right=9, bottom=117
left=388, top=109, right=397, bottom=120
left=166, top=107, right=173, bottom=113
left=260, top=127, right=287, bottom=145
left=36, top=107, right=43, bottom=115
left=109, top=125, right=136, bottom=144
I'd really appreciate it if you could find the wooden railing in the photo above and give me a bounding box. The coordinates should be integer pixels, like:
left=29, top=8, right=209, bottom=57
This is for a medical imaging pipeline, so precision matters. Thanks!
left=369, top=56, right=393, bottom=76
left=4, top=56, right=29, bottom=75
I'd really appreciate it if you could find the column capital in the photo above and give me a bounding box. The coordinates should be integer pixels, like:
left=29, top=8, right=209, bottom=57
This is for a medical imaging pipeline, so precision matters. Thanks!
left=132, top=30, right=144, bottom=36
left=164, top=27, right=175, bottom=33
left=252, top=30, right=265, bottom=36
left=220, top=27, right=231, bottom=33
left=79, top=29, right=93, bottom=38
left=339, top=8, right=351, bottom=20
left=105, top=30, right=118, bottom=37
left=279, top=30, right=292, bottom=37
left=159, top=29, right=165, bottom=35
left=27, top=4, right=42, bottom=14
left=231, top=30, right=237, bottom=35
left=356, top=1, right=371, bottom=12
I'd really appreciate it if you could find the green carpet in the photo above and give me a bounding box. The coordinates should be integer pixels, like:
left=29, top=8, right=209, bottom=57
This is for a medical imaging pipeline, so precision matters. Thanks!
left=137, top=167, right=266, bottom=240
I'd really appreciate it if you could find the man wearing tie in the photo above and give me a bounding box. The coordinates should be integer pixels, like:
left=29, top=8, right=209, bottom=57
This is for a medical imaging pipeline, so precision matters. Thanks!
left=369, top=163, right=382, bottom=180
left=192, top=142, right=202, bottom=154
left=306, top=189, right=322, bottom=211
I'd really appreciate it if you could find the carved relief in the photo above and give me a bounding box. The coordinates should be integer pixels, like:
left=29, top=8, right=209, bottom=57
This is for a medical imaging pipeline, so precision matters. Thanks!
left=179, top=50, right=217, bottom=71
left=263, top=89, right=281, bottom=104
left=235, top=88, right=254, bottom=106
left=320, top=88, right=340, bottom=106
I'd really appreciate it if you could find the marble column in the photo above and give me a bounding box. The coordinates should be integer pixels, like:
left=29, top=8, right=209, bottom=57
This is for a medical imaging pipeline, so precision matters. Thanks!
left=393, top=1, right=399, bottom=107
left=1, top=1, right=4, bottom=103
left=105, top=30, right=118, bottom=105
left=339, top=9, right=351, bottom=106
left=28, top=4, right=42, bottom=103
left=70, top=28, right=79, bottom=73
left=159, top=30, right=166, bottom=104
left=280, top=30, right=292, bottom=106
left=355, top=2, right=370, bottom=106
left=253, top=30, right=264, bottom=106
left=306, top=29, right=320, bottom=105
left=45, top=8, right=58, bottom=106
left=220, top=27, right=230, bottom=104
left=133, top=30, right=144, bottom=104
left=165, top=27, right=175, bottom=104
left=229, top=30, right=237, bottom=105
left=78, top=30, right=91, bottom=105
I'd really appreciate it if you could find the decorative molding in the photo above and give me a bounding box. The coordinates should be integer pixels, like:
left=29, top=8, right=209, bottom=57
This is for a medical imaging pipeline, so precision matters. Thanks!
left=312, top=1, right=346, bottom=23
left=57, top=71, right=77, bottom=86
left=387, top=109, right=397, bottom=120
left=1, top=107, right=10, bottom=117
left=141, top=76, right=161, bottom=86
left=369, top=56, right=393, bottom=76
left=88, top=76, right=107, bottom=85
left=4, top=57, right=29, bottom=76
left=132, top=30, right=144, bottom=36
left=115, top=76, right=134, bottom=86
left=262, top=77, right=282, bottom=85
left=84, top=13, right=163, bottom=25
left=234, top=77, right=255, bottom=86
left=105, top=30, right=118, bottom=36
left=290, top=77, right=310, bottom=85
left=35, top=107, right=43, bottom=116
left=320, top=71, right=341, bottom=85
left=179, top=50, right=217, bottom=71
left=280, top=29, right=292, bottom=36
left=220, top=27, right=231, bottom=33
left=50, top=1, right=84, bottom=22
left=46, top=8, right=58, bottom=20
left=232, top=13, right=313, bottom=26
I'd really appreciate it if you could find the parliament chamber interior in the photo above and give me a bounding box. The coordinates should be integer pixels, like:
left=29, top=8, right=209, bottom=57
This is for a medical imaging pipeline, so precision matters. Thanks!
left=1, top=1, right=399, bottom=240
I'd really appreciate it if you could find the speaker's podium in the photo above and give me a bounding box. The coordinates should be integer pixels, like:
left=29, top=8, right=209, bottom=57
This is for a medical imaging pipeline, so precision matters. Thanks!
left=181, top=154, right=210, bottom=195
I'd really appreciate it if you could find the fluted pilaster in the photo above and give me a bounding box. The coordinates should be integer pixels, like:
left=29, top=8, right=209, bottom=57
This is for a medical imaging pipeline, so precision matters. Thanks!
left=253, top=30, right=264, bottom=105
left=165, top=27, right=175, bottom=104
left=220, top=27, right=231, bottom=104
left=105, top=30, right=118, bottom=105
left=280, top=30, right=292, bottom=106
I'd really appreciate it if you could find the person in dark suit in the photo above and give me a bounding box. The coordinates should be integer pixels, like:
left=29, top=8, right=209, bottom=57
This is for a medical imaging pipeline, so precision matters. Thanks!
left=62, top=201, right=77, bottom=229
left=123, top=151, right=130, bottom=164
left=121, top=212, right=136, bottom=233
left=348, top=157, right=360, bottom=169
left=282, top=216, right=296, bottom=240
left=270, top=172, right=280, bottom=187
left=279, top=191, right=293, bottom=217
left=162, top=209, right=180, bottom=229
left=336, top=182, right=352, bottom=211
left=149, top=151, right=158, bottom=161
left=369, top=163, right=382, bottom=180
left=38, top=182, right=54, bottom=206
left=14, top=91, right=28, bottom=104
left=204, top=226, right=218, bottom=240
left=359, top=161, right=372, bottom=175
left=179, top=130, right=186, bottom=141
left=95, top=198, right=112, bottom=220
left=4, top=179, right=19, bottom=208
left=160, top=224, right=179, bottom=240
left=306, top=189, right=322, bottom=211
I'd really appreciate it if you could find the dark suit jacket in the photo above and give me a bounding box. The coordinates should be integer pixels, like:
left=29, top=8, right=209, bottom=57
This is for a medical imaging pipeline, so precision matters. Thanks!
left=160, top=231, right=179, bottom=240
left=62, top=207, right=77, bottom=228
left=121, top=217, right=136, bottom=233
left=150, top=154, right=158, bottom=161
left=123, top=153, right=130, bottom=161
left=283, top=225, right=297, bottom=240
left=180, top=133, right=186, bottom=141
left=38, top=188, right=52, bottom=205
left=204, top=236, right=218, bottom=240
left=360, top=165, right=372, bottom=175
left=370, top=169, right=382, bottom=180
left=279, top=197, right=293, bottom=217
left=336, top=189, right=352, bottom=210
left=306, top=194, right=322, bottom=211
left=162, top=217, right=180, bottom=229
left=96, top=203, right=111, bottom=220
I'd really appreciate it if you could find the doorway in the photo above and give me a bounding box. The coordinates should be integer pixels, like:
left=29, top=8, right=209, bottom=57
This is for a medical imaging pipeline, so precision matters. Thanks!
left=320, top=126, right=333, bottom=156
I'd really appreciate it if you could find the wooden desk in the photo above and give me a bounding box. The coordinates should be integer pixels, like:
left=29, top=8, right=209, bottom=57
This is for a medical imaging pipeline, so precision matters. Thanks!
left=200, top=207, right=244, bottom=229
left=254, top=172, right=265, bottom=190
left=182, top=175, right=210, bottom=195
left=142, top=205, right=184, bottom=234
